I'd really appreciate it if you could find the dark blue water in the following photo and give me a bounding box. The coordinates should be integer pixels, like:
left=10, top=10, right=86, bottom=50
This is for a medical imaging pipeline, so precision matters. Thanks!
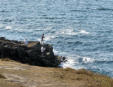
left=0, top=0, right=113, bottom=77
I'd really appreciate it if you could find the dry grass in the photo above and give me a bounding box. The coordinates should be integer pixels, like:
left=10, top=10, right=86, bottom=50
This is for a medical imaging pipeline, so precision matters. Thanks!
left=52, top=68, right=113, bottom=87
left=76, top=69, right=94, bottom=76
left=91, top=74, right=113, bottom=87
left=0, top=59, right=112, bottom=87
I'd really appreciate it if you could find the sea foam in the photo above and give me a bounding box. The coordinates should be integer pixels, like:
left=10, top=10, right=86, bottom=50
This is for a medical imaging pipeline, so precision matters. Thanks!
left=5, top=26, right=12, bottom=30
left=58, top=28, right=77, bottom=35
left=79, top=30, right=89, bottom=34
left=60, top=57, right=76, bottom=69
left=82, top=57, right=95, bottom=63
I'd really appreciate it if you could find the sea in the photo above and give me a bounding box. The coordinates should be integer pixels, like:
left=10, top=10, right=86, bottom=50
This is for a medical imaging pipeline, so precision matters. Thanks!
left=0, top=0, right=113, bottom=77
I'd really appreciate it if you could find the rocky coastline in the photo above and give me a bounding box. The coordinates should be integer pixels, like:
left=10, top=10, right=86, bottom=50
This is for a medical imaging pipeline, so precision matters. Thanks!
left=0, top=37, right=63, bottom=67
left=0, top=37, right=113, bottom=87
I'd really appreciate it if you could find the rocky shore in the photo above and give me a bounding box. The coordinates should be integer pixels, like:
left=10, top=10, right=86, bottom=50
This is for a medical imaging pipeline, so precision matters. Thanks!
left=0, top=37, right=62, bottom=67
left=0, top=37, right=113, bottom=87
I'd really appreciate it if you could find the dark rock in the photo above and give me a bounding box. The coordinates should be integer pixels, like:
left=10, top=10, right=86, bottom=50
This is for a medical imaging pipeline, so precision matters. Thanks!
left=0, top=37, right=63, bottom=67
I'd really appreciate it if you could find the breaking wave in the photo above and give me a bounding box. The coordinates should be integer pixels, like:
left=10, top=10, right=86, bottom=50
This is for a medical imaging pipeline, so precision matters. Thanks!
left=5, top=26, right=12, bottom=30
left=60, top=58, right=76, bottom=68
left=79, top=30, right=90, bottom=34
left=43, top=28, right=90, bottom=42
left=79, top=57, right=95, bottom=64
left=58, top=28, right=77, bottom=35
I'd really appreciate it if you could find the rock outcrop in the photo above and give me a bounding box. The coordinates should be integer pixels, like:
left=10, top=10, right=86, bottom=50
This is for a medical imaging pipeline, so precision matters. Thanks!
left=0, top=37, right=62, bottom=67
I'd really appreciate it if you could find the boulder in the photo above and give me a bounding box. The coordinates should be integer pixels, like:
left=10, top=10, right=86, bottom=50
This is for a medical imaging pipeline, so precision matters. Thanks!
left=0, top=37, right=62, bottom=67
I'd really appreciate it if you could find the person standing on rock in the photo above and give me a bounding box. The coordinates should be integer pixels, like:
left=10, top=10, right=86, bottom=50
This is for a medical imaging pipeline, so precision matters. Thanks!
left=40, top=33, right=46, bottom=56
left=41, top=33, right=45, bottom=45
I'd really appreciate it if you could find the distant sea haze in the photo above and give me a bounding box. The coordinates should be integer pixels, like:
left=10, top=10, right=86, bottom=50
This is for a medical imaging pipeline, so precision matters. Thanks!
left=0, top=0, right=113, bottom=77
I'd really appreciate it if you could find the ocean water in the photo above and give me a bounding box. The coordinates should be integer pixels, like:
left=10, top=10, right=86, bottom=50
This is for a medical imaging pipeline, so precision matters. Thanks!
left=0, top=0, right=113, bottom=77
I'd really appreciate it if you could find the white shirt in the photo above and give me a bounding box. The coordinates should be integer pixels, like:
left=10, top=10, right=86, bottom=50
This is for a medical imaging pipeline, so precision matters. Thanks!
left=41, top=46, right=46, bottom=53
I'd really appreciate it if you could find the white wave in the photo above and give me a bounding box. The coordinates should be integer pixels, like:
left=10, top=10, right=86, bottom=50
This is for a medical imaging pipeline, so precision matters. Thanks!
left=60, top=58, right=76, bottom=69
left=59, top=28, right=77, bottom=35
left=79, top=30, right=89, bottom=34
left=53, top=49, right=59, bottom=55
left=5, top=26, right=12, bottom=30
left=56, top=28, right=90, bottom=36
left=53, top=49, right=77, bottom=68
left=44, top=35, right=56, bottom=41
left=82, top=57, right=94, bottom=63
left=53, top=49, right=95, bottom=69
